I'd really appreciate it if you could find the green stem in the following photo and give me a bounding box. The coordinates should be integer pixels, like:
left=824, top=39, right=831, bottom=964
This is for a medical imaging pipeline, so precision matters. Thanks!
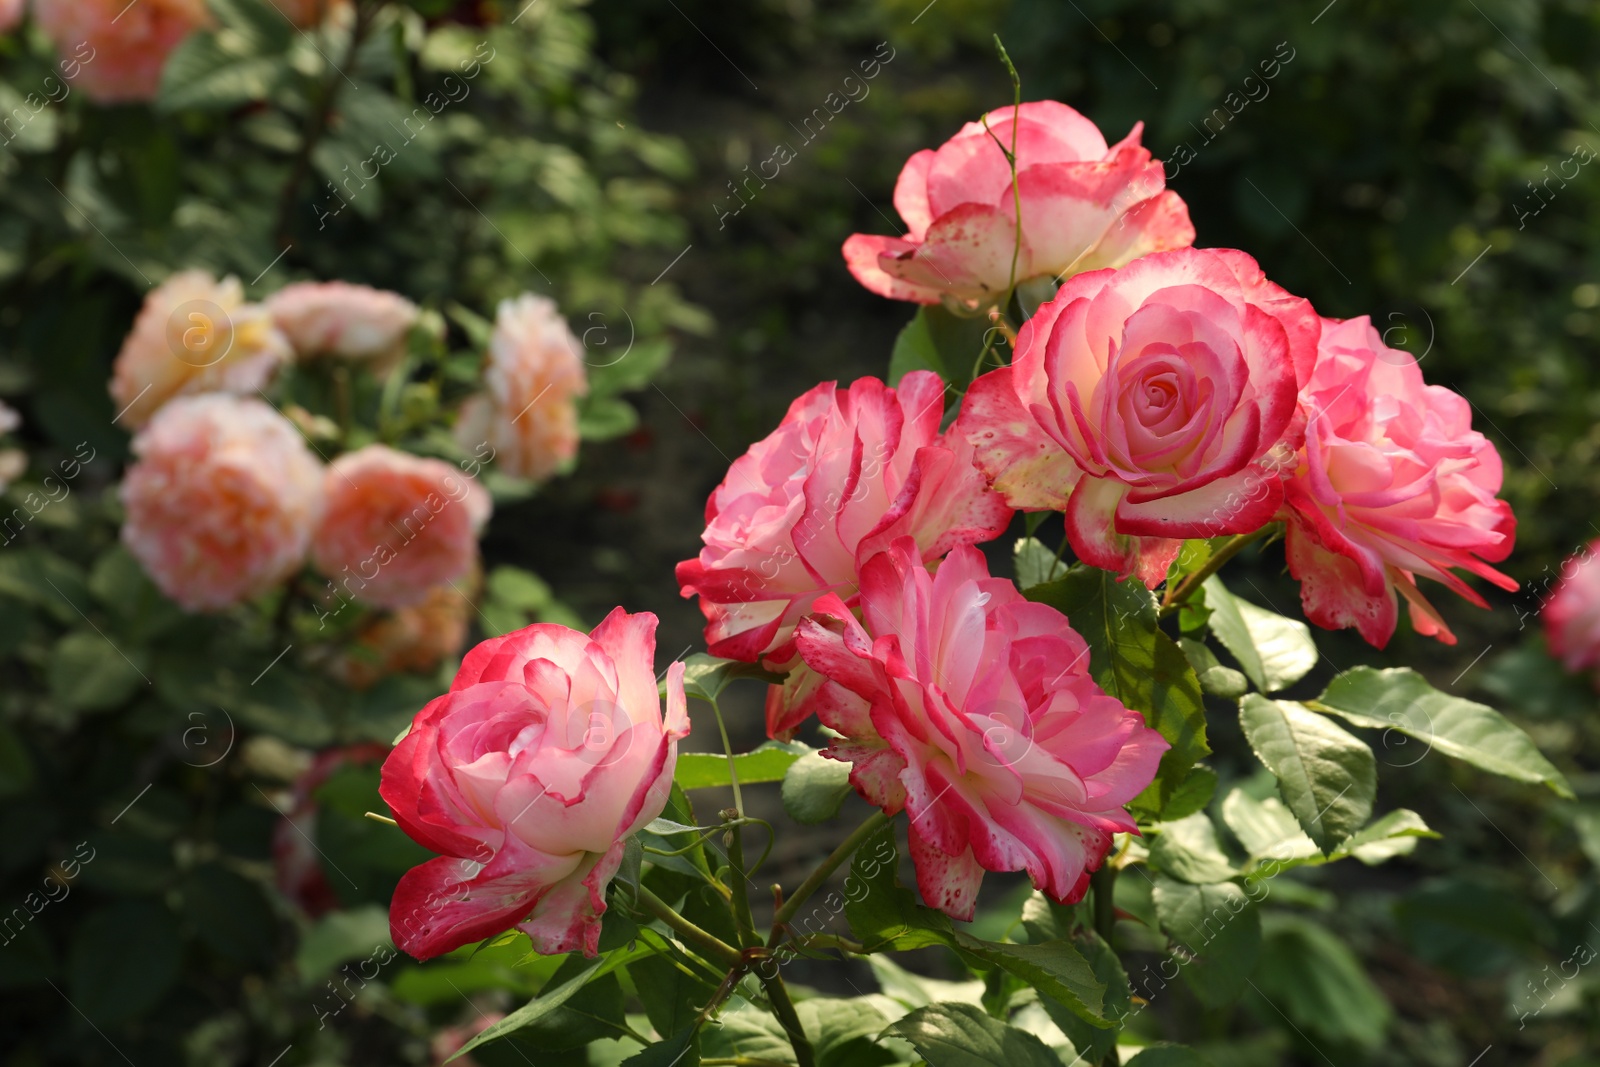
left=709, top=696, right=760, bottom=949
left=772, top=811, right=889, bottom=931
left=1159, top=527, right=1272, bottom=616
left=759, top=970, right=817, bottom=1067
left=1089, top=865, right=1120, bottom=1067
left=702, top=1060, right=796, bottom=1067
left=630, top=886, right=743, bottom=969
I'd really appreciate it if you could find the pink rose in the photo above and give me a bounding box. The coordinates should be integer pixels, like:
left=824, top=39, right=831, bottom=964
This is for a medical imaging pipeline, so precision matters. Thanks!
left=380, top=610, right=689, bottom=959
left=1545, top=542, right=1600, bottom=678
left=110, top=270, right=292, bottom=429
left=265, top=281, right=419, bottom=363
left=312, top=445, right=491, bottom=610
left=957, top=247, right=1317, bottom=587
left=1283, top=315, right=1516, bottom=647
left=675, top=371, right=1012, bottom=724
left=121, top=395, right=323, bottom=612
left=842, top=100, right=1194, bottom=308
left=455, top=294, right=588, bottom=483
left=35, top=0, right=209, bottom=104
left=795, top=538, right=1167, bottom=920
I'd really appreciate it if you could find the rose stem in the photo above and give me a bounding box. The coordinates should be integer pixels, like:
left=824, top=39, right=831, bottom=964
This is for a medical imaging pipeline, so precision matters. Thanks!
left=708, top=695, right=760, bottom=949
left=760, top=969, right=818, bottom=1067
left=770, top=810, right=891, bottom=935
left=1159, top=526, right=1273, bottom=615
left=630, top=885, right=743, bottom=969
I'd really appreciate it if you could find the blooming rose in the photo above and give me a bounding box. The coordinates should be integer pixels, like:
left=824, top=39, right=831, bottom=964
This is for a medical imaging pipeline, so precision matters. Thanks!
left=380, top=610, right=689, bottom=959
left=842, top=100, right=1194, bottom=309
left=455, top=294, right=588, bottom=482
left=958, top=247, right=1318, bottom=587
left=1282, top=315, right=1516, bottom=647
left=121, top=395, right=323, bottom=611
left=110, top=270, right=292, bottom=429
left=1545, top=542, right=1600, bottom=679
left=266, top=281, right=419, bottom=364
left=0, top=0, right=23, bottom=34
left=312, top=445, right=491, bottom=610
left=35, top=0, right=209, bottom=104
left=795, top=538, right=1167, bottom=919
left=676, top=371, right=1012, bottom=729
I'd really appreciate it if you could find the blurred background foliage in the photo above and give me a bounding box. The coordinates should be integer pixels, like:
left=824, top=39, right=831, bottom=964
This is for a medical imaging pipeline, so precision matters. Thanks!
left=1, top=0, right=1598, bottom=1064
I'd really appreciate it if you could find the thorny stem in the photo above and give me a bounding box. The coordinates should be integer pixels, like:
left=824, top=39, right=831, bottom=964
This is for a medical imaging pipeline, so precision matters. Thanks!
left=1159, top=527, right=1273, bottom=616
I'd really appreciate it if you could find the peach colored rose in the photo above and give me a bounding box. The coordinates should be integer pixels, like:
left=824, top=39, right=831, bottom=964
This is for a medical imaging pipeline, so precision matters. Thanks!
left=676, top=371, right=1013, bottom=735
left=455, top=294, right=588, bottom=482
left=1283, top=315, right=1515, bottom=648
left=121, top=395, right=322, bottom=611
left=330, top=575, right=479, bottom=690
left=110, top=270, right=292, bottom=429
left=1545, top=541, right=1600, bottom=679
left=34, top=0, right=209, bottom=104
left=312, top=445, right=491, bottom=610
left=381, top=610, right=689, bottom=959
left=957, top=247, right=1317, bottom=587
left=843, top=100, right=1194, bottom=309
left=796, top=538, right=1167, bottom=919
left=265, top=281, right=419, bottom=364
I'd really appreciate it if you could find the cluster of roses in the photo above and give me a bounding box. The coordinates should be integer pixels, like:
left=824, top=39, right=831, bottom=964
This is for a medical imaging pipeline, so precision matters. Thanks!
left=4, top=0, right=346, bottom=104
left=112, top=271, right=588, bottom=682
left=375, top=100, right=1520, bottom=962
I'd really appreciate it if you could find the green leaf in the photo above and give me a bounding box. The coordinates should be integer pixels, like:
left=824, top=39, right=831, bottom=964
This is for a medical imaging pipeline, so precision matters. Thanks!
left=1026, top=566, right=1208, bottom=820
left=476, top=972, right=631, bottom=1055
left=1012, top=536, right=1066, bottom=589
left=1158, top=765, right=1218, bottom=822
left=1025, top=926, right=1128, bottom=1060
left=48, top=631, right=145, bottom=715
left=295, top=905, right=393, bottom=981
left=629, top=952, right=717, bottom=1040
left=796, top=998, right=892, bottom=1064
left=1178, top=638, right=1248, bottom=700
left=207, top=0, right=295, bottom=53
left=679, top=653, right=786, bottom=702
left=675, top=741, right=810, bottom=791
left=844, top=826, right=954, bottom=953
left=69, top=900, right=181, bottom=1025
left=486, top=566, right=552, bottom=611
left=1336, top=808, right=1437, bottom=865
left=579, top=395, right=640, bottom=441
left=1238, top=695, right=1375, bottom=853
left=702, top=1005, right=795, bottom=1064
left=620, top=1027, right=700, bottom=1067
left=952, top=934, right=1109, bottom=1028
left=1149, top=812, right=1238, bottom=884
left=887, top=308, right=949, bottom=386
left=1314, top=666, right=1573, bottom=798
left=0, top=721, right=35, bottom=798
left=1152, top=877, right=1261, bottom=1008
left=1219, top=789, right=1317, bottom=867
left=1201, top=577, right=1317, bottom=693
left=590, top=338, right=673, bottom=397
left=888, top=1002, right=1065, bottom=1067
left=455, top=955, right=608, bottom=1058
left=158, top=32, right=286, bottom=111
left=781, top=751, right=854, bottom=824
left=1255, top=915, right=1391, bottom=1049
